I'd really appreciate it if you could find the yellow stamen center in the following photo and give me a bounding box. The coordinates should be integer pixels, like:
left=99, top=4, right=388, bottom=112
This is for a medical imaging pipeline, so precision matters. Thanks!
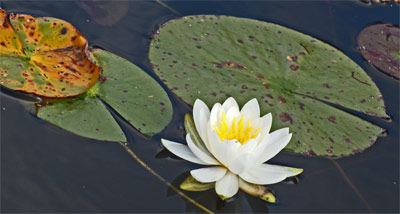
left=213, top=111, right=260, bottom=144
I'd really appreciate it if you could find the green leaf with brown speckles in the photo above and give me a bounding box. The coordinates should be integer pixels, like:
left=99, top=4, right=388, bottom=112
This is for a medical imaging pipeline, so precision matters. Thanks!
left=37, top=49, right=173, bottom=141
left=37, top=94, right=126, bottom=142
left=0, top=9, right=99, bottom=97
left=148, top=15, right=388, bottom=157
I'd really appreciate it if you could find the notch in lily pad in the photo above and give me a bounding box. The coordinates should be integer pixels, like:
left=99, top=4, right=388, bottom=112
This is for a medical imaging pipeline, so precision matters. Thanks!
left=37, top=49, right=173, bottom=141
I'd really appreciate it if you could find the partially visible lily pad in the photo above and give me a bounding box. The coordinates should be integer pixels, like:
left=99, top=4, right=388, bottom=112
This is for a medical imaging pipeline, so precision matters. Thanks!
left=357, top=24, right=400, bottom=79
left=38, top=49, right=173, bottom=141
left=149, top=15, right=388, bottom=157
left=0, top=9, right=99, bottom=97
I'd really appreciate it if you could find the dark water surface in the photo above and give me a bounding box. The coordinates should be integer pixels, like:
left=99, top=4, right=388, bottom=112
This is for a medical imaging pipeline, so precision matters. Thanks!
left=1, top=1, right=399, bottom=213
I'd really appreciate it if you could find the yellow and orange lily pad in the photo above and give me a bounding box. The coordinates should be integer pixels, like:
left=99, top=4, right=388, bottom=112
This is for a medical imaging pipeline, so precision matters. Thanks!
left=0, top=9, right=99, bottom=97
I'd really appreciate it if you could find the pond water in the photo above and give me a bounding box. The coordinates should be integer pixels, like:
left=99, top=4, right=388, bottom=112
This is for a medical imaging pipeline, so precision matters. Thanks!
left=1, top=1, right=399, bottom=213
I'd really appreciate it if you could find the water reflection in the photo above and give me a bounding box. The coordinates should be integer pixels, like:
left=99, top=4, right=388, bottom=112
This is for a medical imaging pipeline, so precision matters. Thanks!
left=167, top=170, right=270, bottom=213
left=80, top=0, right=130, bottom=27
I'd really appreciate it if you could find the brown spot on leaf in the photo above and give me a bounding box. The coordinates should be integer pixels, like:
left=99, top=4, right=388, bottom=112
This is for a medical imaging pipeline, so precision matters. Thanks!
left=323, top=83, right=332, bottom=88
left=299, top=102, right=305, bottom=110
left=290, top=64, right=299, bottom=71
left=279, top=112, right=293, bottom=124
left=328, top=116, right=336, bottom=123
left=262, top=82, right=270, bottom=89
left=61, top=27, right=67, bottom=35
left=286, top=56, right=298, bottom=61
left=306, top=150, right=316, bottom=156
left=212, top=60, right=247, bottom=70
left=278, top=96, right=286, bottom=104
left=256, top=73, right=264, bottom=80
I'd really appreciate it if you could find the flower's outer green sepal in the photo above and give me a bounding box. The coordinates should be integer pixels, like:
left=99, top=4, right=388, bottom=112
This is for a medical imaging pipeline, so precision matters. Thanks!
left=184, top=113, right=208, bottom=152
left=239, top=179, right=276, bottom=203
left=180, top=175, right=215, bottom=192
left=289, top=167, right=304, bottom=176
left=217, top=194, right=230, bottom=201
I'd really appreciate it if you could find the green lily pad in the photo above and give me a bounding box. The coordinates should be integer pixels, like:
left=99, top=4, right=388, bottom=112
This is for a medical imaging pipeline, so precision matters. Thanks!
left=149, top=15, right=388, bottom=157
left=38, top=49, right=173, bottom=141
left=357, top=24, right=400, bottom=79
left=0, top=9, right=100, bottom=97
left=37, top=94, right=126, bottom=141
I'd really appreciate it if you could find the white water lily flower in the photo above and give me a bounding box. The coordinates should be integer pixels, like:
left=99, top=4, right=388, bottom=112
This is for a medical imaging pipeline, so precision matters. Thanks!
left=161, top=97, right=303, bottom=199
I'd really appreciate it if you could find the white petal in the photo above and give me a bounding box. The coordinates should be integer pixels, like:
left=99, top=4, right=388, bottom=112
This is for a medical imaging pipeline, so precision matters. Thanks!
left=186, top=134, right=219, bottom=165
left=221, top=97, right=239, bottom=115
left=239, top=169, right=286, bottom=185
left=225, top=105, right=240, bottom=125
left=161, top=139, right=210, bottom=165
left=252, top=128, right=290, bottom=164
left=258, top=163, right=303, bottom=177
left=254, top=113, right=272, bottom=141
left=228, top=154, right=254, bottom=175
left=239, top=164, right=302, bottom=185
left=190, top=166, right=227, bottom=183
left=209, top=103, right=222, bottom=127
left=193, top=99, right=210, bottom=141
left=212, top=139, right=241, bottom=167
left=198, top=109, right=210, bottom=147
left=216, top=171, right=239, bottom=199
left=238, top=137, right=259, bottom=154
left=267, top=127, right=290, bottom=145
left=240, top=98, right=260, bottom=120
left=206, top=123, right=221, bottom=154
left=254, top=133, right=292, bottom=165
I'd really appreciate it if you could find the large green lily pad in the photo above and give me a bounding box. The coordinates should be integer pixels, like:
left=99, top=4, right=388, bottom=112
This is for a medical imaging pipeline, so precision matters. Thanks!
left=38, top=49, right=173, bottom=141
left=149, top=15, right=388, bottom=157
left=0, top=9, right=99, bottom=97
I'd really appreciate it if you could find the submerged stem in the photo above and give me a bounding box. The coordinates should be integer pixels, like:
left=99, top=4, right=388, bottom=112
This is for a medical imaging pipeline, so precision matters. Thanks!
left=118, top=142, right=213, bottom=214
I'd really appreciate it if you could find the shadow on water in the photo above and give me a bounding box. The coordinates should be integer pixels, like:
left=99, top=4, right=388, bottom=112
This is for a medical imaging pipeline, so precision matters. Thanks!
left=1, top=1, right=399, bottom=213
